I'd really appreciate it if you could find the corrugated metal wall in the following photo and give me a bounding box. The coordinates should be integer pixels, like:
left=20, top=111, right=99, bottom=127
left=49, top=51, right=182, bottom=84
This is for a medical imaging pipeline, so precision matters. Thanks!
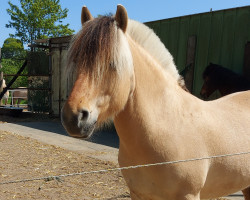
left=145, top=6, right=250, bottom=97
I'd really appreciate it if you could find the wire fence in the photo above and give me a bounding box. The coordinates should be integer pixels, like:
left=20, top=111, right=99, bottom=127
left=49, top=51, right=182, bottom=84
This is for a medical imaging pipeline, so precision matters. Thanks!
left=0, top=150, right=249, bottom=186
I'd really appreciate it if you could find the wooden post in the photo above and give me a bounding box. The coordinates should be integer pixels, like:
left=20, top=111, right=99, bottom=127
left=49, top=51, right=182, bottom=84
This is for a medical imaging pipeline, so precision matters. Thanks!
left=184, top=35, right=197, bottom=93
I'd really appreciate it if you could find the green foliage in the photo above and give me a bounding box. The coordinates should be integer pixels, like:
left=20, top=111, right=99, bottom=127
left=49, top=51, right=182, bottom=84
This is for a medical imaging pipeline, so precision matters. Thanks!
left=1, top=59, right=28, bottom=88
left=1, top=38, right=27, bottom=88
left=1, top=37, right=26, bottom=59
left=6, top=0, right=74, bottom=46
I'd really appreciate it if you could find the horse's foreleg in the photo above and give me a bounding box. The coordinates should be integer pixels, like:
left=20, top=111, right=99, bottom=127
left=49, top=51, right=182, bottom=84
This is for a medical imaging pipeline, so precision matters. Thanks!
left=243, top=187, right=250, bottom=200
left=12, top=98, right=16, bottom=106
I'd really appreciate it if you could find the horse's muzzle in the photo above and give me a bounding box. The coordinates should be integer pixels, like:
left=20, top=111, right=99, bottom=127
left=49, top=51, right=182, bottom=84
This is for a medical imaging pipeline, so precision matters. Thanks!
left=61, top=105, right=97, bottom=139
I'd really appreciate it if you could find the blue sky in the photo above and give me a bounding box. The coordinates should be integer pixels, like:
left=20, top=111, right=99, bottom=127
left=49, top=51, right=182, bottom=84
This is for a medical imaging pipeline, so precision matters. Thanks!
left=1, top=0, right=250, bottom=48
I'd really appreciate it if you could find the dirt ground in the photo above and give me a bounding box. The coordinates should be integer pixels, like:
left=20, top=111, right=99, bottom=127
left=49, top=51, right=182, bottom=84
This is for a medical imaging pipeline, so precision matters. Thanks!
left=0, top=130, right=131, bottom=200
left=0, top=113, right=130, bottom=200
left=0, top=114, right=230, bottom=200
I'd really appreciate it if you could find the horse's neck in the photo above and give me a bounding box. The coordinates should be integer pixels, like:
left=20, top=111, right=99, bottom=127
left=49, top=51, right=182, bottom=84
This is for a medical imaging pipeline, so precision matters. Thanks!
left=114, top=39, right=187, bottom=150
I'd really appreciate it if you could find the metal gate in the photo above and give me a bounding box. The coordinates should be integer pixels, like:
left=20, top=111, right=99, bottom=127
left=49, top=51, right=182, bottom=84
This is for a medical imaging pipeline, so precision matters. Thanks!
left=27, top=52, right=51, bottom=113
left=1, top=52, right=51, bottom=113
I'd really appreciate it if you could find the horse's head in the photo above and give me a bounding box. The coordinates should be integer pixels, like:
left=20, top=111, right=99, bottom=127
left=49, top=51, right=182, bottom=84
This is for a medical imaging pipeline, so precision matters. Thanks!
left=200, top=76, right=217, bottom=99
left=200, top=63, right=219, bottom=99
left=61, top=5, right=135, bottom=138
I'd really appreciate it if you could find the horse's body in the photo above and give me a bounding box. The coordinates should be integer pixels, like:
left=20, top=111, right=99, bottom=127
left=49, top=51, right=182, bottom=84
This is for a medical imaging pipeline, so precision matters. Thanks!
left=61, top=5, right=250, bottom=200
left=11, top=88, right=27, bottom=107
left=0, top=79, right=9, bottom=105
left=200, top=63, right=250, bottom=98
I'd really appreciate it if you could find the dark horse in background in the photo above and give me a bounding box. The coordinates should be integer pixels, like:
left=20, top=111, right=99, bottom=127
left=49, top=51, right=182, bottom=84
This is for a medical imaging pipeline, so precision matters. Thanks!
left=200, top=63, right=250, bottom=99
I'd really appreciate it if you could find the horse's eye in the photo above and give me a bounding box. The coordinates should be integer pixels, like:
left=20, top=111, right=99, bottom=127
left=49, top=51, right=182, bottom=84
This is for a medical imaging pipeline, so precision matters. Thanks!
left=109, top=62, right=116, bottom=70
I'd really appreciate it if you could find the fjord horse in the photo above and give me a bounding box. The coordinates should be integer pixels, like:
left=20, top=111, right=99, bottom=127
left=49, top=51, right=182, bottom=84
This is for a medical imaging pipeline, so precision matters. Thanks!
left=200, top=63, right=250, bottom=99
left=61, top=5, right=250, bottom=200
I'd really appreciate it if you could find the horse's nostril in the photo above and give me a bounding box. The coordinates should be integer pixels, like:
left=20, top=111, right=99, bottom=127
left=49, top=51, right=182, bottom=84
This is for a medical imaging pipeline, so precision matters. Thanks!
left=80, top=109, right=90, bottom=121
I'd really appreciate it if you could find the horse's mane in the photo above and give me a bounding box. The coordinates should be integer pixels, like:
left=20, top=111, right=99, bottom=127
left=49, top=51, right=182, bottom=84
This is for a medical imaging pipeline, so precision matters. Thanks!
left=68, top=16, right=115, bottom=72
left=67, top=16, right=134, bottom=79
left=127, top=20, right=180, bottom=82
left=203, top=63, right=250, bottom=87
left=67, top=16, right=182, bottom=85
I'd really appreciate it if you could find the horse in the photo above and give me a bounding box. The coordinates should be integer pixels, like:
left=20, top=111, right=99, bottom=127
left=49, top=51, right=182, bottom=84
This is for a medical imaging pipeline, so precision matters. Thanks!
left=200, top=63, right=250, bottom=99
left=0, top=79, right=10, bottom=105
left=11, top=88, right=27, bottom=107
left=61, top=5, right=250, bottom=200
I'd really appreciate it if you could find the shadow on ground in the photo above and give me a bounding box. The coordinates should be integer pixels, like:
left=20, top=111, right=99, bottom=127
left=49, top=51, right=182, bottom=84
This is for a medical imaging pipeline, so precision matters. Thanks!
left=0, top=112, right=119, bottom=149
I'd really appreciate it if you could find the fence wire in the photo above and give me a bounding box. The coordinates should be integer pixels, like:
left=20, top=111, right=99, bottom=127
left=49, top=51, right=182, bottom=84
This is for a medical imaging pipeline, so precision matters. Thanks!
left=0, top=150, right=249, bottom=185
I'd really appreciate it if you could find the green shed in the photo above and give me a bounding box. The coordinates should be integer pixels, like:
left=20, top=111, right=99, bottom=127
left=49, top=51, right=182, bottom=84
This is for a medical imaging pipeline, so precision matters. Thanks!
left=145, top=6, right=250, bottom=98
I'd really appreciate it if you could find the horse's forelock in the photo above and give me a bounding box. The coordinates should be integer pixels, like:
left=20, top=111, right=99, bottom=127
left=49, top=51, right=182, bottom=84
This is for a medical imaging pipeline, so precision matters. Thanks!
left=67, top=16, right=117, bottom=79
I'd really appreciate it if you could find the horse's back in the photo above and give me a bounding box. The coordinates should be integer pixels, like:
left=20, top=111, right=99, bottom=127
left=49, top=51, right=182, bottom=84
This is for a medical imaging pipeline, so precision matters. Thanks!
left=205, top=90, right=250, bottom=161
left=210, top=90, right=250, bottom=136
left=207, top=90, right=250, bottom=161
left=214, top=90, right=250, bottom=109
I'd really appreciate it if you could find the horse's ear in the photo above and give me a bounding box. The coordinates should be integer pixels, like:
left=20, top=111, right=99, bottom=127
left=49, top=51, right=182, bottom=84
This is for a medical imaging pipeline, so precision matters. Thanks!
left=115, top=4, right=128, bottom=33
left=81, top=6, right=93, bottom=25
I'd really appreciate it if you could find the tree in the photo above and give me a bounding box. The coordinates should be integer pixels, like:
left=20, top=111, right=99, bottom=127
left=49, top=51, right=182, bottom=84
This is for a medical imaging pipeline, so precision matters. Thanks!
left=1, top=38, right=28, bottom=88
left=0, top=58, right=28, bottom=88
left=6, top=0, right=74, bottom=47
left=1, top=37, right=26, bottom=59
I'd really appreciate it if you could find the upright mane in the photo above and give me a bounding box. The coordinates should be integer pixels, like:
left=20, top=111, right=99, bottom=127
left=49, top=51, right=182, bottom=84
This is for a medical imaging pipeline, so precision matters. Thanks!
left=126, top=19, right=181, bottom=82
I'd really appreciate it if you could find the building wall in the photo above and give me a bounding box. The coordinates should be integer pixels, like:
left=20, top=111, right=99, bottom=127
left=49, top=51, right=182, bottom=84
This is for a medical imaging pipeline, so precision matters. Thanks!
left=145, top=6, right=250, bottom=97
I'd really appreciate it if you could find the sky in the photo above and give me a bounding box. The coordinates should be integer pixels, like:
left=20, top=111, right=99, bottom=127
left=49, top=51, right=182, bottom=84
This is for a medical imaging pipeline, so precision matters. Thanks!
left=0, top=0, right=250, bottom=48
